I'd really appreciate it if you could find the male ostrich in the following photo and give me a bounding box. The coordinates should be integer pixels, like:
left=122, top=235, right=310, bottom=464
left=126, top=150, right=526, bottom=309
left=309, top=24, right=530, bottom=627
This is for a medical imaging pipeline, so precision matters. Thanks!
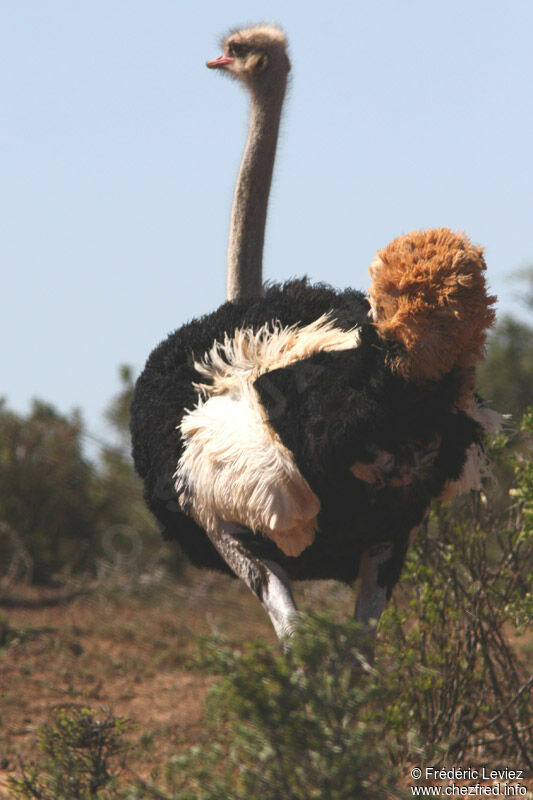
left=130, top=24, right=501, bottom=641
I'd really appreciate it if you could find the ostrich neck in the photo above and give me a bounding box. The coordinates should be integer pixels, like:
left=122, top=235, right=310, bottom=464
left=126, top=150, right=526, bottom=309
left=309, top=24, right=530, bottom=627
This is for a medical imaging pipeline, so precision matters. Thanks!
left=226, top=79, right=286, bottom=303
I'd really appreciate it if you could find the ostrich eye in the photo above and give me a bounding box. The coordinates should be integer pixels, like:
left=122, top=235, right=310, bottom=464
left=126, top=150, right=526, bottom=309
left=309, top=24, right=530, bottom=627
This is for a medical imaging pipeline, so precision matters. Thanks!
left=227, top=41, right=246, bottom=57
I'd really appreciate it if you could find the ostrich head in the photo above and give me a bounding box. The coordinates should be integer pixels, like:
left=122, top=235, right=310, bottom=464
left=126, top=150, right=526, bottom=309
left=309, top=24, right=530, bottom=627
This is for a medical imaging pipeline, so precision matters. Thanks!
left=206, top=24, right=290, bottom=90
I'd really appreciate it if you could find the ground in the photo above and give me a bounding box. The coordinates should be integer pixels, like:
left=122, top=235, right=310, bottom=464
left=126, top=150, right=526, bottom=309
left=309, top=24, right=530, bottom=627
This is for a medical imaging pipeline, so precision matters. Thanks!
left=1, top=570, right=530, bottom=797
left=0, top=568, right=353, bottom=796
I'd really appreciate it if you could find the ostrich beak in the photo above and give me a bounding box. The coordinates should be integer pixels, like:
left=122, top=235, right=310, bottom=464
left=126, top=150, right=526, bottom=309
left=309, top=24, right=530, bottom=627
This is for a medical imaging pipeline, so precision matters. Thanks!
left=206, top=53, right=234, bottom=69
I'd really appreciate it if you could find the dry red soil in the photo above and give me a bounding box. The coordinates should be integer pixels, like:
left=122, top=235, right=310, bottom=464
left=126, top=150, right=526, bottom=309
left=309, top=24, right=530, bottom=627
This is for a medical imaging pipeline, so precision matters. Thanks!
left=0, top=568, right=292, bottom=796
left=2, top=574, right=529, bottom=798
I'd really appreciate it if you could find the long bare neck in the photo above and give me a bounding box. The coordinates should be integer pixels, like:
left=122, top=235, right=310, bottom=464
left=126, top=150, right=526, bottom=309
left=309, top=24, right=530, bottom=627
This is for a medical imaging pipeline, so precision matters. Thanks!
left=226, top=78, right=287, bottom=303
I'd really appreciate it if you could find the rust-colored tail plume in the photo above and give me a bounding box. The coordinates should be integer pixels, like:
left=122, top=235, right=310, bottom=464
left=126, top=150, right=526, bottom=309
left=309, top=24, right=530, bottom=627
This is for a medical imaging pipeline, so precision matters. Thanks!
left=368, top=228, right=497, bottom=382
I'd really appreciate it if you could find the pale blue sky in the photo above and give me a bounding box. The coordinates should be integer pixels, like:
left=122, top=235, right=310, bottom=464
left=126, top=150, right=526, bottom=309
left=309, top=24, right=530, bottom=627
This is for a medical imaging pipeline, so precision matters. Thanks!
left=2, top=0, right=532, bottom=450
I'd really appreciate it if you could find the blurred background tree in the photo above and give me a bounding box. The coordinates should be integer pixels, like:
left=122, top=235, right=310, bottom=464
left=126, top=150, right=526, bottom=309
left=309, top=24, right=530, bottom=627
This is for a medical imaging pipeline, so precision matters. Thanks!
left=477, top=268, right=533, bottom=423
left=0, top=399, right=98, bottom=584
left=91, top=365, right=175, bottom=583
left=92, top=365, right=154, bottom=541
left=0, top=367, right=168, bottom=587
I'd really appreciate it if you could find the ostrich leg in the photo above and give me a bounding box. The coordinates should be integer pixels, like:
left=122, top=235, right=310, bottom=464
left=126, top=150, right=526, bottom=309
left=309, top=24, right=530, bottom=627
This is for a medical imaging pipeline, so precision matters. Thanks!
left=354, top=542, right=394, bottom=657
left=207, top=522, right=299, bottom=640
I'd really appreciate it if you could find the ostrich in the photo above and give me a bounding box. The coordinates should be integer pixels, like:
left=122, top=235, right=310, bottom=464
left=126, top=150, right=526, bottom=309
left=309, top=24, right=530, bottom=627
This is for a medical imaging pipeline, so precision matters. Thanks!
left=130, top=25, right=501, bottom=642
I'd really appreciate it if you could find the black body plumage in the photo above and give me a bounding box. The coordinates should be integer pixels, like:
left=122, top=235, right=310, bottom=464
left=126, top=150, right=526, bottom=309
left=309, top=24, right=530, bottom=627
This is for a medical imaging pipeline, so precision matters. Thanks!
left=130, top=279, right=484, bottom=593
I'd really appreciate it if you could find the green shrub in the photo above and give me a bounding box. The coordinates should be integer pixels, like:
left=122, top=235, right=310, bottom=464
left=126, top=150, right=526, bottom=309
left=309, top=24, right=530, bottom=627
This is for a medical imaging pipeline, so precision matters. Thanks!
left=8, top=706, right=131, bottom=800
left=134, top=616, right=405, bottom=800
left=379, top=411, right=532, bottom=767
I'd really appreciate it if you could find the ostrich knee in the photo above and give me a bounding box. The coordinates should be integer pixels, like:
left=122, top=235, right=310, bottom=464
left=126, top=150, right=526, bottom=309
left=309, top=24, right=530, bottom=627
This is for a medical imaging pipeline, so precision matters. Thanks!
left=206, top=523, right=299, bottom=641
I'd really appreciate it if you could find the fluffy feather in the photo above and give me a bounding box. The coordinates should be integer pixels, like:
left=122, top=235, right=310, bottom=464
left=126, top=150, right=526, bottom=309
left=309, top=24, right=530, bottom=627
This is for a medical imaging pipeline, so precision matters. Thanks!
left=175, top=315, right=360, bottom=557
left=175, top=378, right=319, bottom=557
left=369, top=229, right=497, bottom=382
left=193, top=314, right=361, bottom=394
left=440, top=397, right=506, bottom=501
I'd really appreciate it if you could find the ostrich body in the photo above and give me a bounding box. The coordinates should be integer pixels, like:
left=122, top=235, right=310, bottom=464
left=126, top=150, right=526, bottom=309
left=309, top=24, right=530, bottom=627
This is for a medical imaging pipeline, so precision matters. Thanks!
left=131, top=27, right=500, bottom=640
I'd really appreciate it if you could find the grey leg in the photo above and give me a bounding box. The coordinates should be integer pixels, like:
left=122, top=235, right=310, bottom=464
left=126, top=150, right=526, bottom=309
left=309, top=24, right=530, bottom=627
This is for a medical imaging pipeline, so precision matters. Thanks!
left=206, top=523, right=299, bottom=641
left=262, top=559, right=300, bottom=639
left=354, top=542, right=394, bottom=634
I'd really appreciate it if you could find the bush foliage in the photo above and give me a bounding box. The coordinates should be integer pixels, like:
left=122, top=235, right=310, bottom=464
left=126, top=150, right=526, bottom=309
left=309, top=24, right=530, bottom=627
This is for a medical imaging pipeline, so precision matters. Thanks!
left=152, top=617, right=404, bottom=800
left=7, top=706, right=131, bottom=800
